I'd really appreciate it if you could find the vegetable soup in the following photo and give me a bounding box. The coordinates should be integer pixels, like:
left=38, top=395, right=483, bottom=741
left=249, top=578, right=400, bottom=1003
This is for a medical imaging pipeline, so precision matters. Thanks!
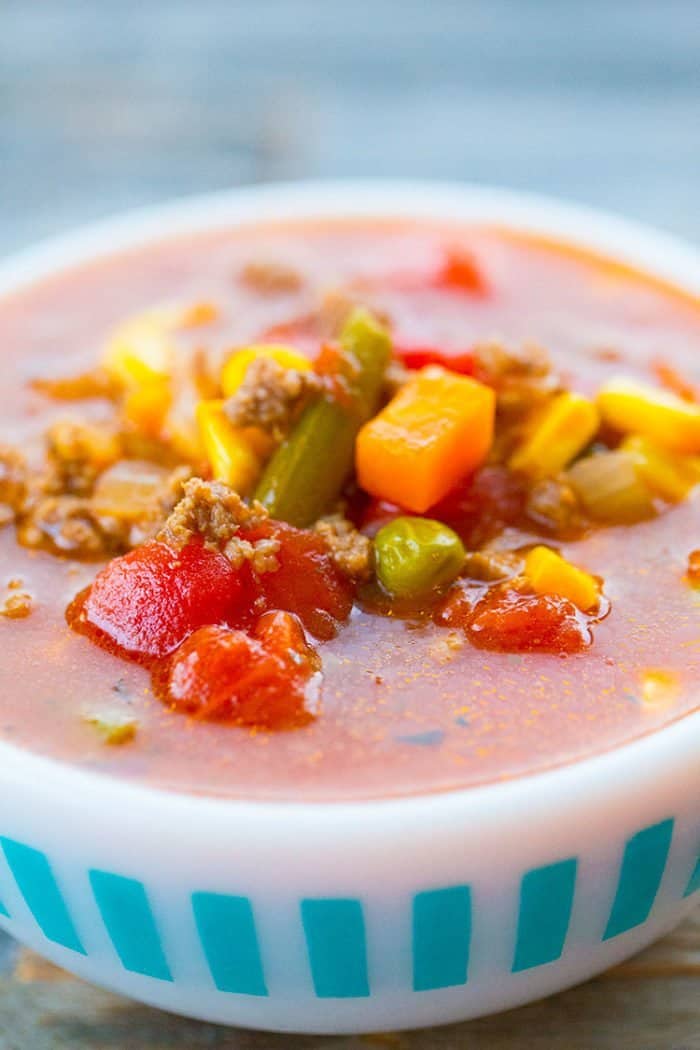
left=0, top=220, right=698, bottom=800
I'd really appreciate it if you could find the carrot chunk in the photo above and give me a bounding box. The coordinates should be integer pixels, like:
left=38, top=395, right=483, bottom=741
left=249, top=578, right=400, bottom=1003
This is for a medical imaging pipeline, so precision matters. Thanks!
left=356, top=367, right=495, bottom=513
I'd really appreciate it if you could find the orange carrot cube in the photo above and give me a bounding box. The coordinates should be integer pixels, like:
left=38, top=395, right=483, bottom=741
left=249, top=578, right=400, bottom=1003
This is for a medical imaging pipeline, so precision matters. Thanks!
left=356, top=367, right=495, bottom=513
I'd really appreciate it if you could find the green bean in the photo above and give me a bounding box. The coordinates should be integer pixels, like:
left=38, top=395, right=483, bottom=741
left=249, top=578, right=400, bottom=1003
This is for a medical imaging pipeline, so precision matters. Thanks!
left=254, top=309, right=391, bottom=526
left=374, top=517, right=466, bottom=599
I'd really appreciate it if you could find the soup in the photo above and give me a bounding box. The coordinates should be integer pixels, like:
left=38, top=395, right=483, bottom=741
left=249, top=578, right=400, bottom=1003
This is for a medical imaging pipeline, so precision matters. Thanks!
left=0, top=220, right=698, bottom=800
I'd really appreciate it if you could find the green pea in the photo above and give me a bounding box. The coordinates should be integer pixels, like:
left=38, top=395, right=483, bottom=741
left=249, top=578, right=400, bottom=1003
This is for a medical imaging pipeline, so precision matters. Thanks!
left=374, top=517, right=466, bottom=600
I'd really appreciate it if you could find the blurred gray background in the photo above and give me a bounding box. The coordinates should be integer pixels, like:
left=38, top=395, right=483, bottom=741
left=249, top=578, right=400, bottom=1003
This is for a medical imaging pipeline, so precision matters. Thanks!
left=1, top=0, right=699, bottom=257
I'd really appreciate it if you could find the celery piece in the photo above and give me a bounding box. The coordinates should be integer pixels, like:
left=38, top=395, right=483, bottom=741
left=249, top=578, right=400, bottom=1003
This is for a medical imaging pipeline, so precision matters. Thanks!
left=254, top=309, right=391, bottom=526
left=84, top=713, right=138, bottom=746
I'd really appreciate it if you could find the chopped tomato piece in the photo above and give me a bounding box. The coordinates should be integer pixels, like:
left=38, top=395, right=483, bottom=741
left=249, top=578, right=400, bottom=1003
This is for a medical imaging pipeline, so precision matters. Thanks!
left=434, top=580, right=486, bottom=628
left=436, top=249, right=489, bottom=296
left=438, top=582, right=591, bottom=653
left=244, top=520, right=354, bottom=640
left=81, top=539, right=247, bottom=659
left=259, top=320, right=319, bottom=359
left=359, top=498, right=405, bottom=537
left=166, top=620, right=316, bottom=728
left=394, top=344, right=475, bottom=375
left=253, top=609, right=321, bottom=672
left=429, top=465, right=527, bottom=548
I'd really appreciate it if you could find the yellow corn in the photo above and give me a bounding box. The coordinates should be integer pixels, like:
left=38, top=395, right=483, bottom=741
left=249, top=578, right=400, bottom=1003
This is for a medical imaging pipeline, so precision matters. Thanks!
left=103, top=309, right=177, bottom=388
left=509, top=392, right=600, bottom=479
left=221, top=344, right=311, bottom=398
left=597, top=378, right=700, bottom=454
left=621, top=435, right=700, bottom=502
left=524, top=545, right=599, bottom=612
left=196, top=400, right=262, bottom=494
left=122, top=380, right=172, bottom=434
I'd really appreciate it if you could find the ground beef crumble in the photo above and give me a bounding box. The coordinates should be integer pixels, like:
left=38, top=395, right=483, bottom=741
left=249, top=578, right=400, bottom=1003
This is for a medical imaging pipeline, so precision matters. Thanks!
left=0, top=445, right=27, bottom=525
left=0, top=580, right=34, bottom=619
left=462, top=549, right=523, bottom=582
left=43, top=421, right=120, bottom=496
left=17, top=495, right=126, bottom=559
left=17, top=461, right=192, bottom=560
left=239, top=260, right=303, bottom=295
left=313, top=514, right=373, bottom=581
left=473, top=342, right=559, bottom=419
left=157, top=477, right=279, bottom=573
left=525, top=475, right=585, bottom=537
left=224, top=356, right=321, bottom=440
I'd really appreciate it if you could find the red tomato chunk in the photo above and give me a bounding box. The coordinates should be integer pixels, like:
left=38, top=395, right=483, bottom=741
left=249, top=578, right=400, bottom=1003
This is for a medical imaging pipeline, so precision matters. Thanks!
left=245, top=520, right=354, bottom=640
left=82, top=539, right=247, bottom=659
left=436, top=249, right=489, bottom=296
left=429, top=466, right=527, bottom=549
left=166, top=613, right=317, bottom=727
left=438, top=583, right=591, bottom=654
left=394, top=344, right=475, bottom=375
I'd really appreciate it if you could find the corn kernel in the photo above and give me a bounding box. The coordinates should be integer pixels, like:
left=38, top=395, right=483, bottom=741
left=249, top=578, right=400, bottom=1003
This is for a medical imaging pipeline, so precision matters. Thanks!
left=621, top=435, right=700, bottom=502
left=122, top=380, right=172, bottom=434
left=509, top=392, right=600, bottom=480
left=221, top=344, right=311, bottom=398
left=524, top=545, right=599, bottom=612
left=196, top=400, right=262, bottom=494
left=597, top=378, right=700, bottom=454
left=104, top=309, right=177, bottom=387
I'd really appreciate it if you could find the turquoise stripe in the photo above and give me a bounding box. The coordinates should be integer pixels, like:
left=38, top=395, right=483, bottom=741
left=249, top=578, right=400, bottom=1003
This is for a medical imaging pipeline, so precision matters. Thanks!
left=90, top=870, right=172, bottom=981
left=684, top=856, right=700, bottom=898
left=512, top=858, right=577, bottom=972
left=0, top=897, right=8, bottom=918
left=0, top=838, right=84, bottom=953
left=301, top=898, right=369, bottom=998
left=412, top=886, right=471, bottom=990
left=192, top=892, right=267, bottom=996
left=604, top=818, right=674, bottom=940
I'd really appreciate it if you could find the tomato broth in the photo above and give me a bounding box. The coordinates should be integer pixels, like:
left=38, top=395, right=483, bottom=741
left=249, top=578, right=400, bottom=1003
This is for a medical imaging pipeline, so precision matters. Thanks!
left=0, top=220, right=698, bottom=800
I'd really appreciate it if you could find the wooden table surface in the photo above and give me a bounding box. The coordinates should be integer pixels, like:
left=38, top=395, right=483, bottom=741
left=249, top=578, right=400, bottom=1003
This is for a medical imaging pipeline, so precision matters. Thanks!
left=1, top=0, right=698, bottom=1045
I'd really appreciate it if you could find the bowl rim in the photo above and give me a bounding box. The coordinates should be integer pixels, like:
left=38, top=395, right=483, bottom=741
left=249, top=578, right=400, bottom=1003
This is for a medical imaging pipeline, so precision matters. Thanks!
left=0, top=177, right=698, bottom=822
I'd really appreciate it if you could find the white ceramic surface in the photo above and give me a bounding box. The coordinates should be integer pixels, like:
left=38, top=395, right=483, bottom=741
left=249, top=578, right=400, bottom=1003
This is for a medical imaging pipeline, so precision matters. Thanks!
left=0, top=181, right=697, bottom=1034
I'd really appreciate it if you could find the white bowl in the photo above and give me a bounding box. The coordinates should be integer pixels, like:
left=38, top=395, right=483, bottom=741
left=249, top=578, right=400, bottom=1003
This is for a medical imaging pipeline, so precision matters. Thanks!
left=0, top=181, right=698, bottom=1034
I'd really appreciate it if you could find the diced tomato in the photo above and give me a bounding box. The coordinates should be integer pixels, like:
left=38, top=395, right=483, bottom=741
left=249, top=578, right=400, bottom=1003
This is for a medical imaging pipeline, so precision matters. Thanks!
left=358, top=498, right=405, bottom=537
left=429, top=465, right=527, bottom=548
left=166, top=619, right=316, bottom=728
left=260, top=320, right=319, bottom=360
left=393, top=344, right=475, bottom=375
left=244, top=520, right=354, bottom=640
left=438, top=582, right=591, bottom=654
left=81, top=539, right=247, bottom=659
left=434, top=580, right=488, bottom=629
left=253, top=610, right=320, bottom=672
left=436, top=249, right=489, bottom=296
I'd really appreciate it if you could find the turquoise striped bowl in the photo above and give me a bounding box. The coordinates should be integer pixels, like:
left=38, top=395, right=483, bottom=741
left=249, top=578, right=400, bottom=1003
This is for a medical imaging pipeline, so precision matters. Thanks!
left=0, top=710, right=697, bottom=1033
left=0, top=182, right=698, bottom=1033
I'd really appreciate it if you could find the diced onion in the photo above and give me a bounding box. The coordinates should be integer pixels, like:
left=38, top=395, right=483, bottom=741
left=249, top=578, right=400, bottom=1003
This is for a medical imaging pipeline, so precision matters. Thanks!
left=92, top=460, right=171, bottom=522
left=566, top=450, right=656, bottom=524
